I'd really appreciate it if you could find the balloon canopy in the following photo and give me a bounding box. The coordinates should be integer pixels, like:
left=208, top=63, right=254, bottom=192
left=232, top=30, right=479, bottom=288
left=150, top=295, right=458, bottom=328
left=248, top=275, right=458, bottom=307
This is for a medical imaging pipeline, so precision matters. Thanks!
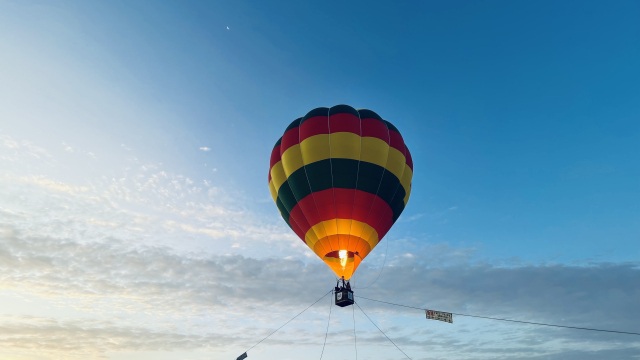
left=268, top=105, right=413, bottom=280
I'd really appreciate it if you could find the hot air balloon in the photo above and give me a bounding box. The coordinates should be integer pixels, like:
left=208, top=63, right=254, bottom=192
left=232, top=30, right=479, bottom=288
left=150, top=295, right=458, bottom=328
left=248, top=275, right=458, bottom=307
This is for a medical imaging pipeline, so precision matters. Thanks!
left=268, top=105, right=413, bottom=298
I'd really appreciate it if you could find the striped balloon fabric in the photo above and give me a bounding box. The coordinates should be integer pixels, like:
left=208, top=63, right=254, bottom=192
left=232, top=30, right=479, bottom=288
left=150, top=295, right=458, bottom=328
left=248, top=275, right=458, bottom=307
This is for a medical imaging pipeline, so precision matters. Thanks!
left=268, top=105, right=413, bottom=280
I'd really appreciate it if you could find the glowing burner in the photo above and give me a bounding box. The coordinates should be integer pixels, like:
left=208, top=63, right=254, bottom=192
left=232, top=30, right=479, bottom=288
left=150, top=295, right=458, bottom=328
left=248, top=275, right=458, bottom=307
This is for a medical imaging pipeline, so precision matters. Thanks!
left=339, top=249, right=348, bottom=268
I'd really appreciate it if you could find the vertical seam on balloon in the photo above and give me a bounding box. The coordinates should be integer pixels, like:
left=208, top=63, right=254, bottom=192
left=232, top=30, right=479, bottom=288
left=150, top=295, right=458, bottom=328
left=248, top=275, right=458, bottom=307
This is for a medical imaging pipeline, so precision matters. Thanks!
left=346, top=108, right=363, bottom=279
left=275, top=121, right=319, bottom=253
left=385, top=130, right=409, bottom=226
left=275, top=133, right=313, bottom=249
left=327, top=106, right=340, bottom=260
left=359, top=117, right=391, bottom=254
left=299, top=113, right=334, bottom=259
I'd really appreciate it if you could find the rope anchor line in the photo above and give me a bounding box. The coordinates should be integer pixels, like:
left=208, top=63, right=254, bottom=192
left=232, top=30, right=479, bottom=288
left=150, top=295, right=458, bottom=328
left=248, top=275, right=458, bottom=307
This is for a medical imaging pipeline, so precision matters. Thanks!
left=357, top=296, right=640, bottom=336
left=237, top=289, right=333, bottom=359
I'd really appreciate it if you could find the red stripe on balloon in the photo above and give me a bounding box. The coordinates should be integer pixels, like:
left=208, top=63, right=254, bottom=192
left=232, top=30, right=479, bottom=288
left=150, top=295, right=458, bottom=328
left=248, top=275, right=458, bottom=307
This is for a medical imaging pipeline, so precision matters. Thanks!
left=388, top=130, right=406, bottom=155
left=300, top=115, right=329, bottom=142
left=280, top=126, right=300, bottom=154
left=329, top=112, right=361, bottom=135
left=361, top=118, right=390, bottom=143
left=268, top=142, right=282, bottom=182
left=288, top=188, right=393, bottom=240
left=279, top=111, right=395, bottom=153
left=289, top=212, right=308, bottom=241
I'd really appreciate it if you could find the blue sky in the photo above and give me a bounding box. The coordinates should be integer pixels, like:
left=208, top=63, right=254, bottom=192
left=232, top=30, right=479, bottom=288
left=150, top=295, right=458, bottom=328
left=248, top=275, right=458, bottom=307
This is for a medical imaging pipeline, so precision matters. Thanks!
left=1, top=1, right=639, bottom=359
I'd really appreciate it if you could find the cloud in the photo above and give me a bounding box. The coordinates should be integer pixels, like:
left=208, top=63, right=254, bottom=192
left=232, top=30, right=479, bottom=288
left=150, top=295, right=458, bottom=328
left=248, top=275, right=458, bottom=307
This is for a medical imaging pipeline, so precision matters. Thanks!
left=12, top=175, right=90, bottom=194
left=353, top=261, right=640, bottom=360
left=0, top=219, right=331, bottom=358
left=2, top=219, right=639, bottom=359
left=0, top=224, right=325, bottom=307
left=0, top=316, right=243, bottom=360
left=357, top=262, right=640, bottom=330
left=400, top=205, right=458, bottom=223
left=0, top=134, right=298, bottom=256
left=198, top=146, right=211, bottom=152
left=62, top=142, right=74, bottom=153
left=0, top=134, right=55, bottom=171
left=399, top=213, right=425, bottom=222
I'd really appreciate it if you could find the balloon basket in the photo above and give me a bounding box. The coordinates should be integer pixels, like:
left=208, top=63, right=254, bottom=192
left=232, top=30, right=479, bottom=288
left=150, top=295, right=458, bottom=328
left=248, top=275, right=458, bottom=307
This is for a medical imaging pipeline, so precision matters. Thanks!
left=334, top=288, right=354, bottom=307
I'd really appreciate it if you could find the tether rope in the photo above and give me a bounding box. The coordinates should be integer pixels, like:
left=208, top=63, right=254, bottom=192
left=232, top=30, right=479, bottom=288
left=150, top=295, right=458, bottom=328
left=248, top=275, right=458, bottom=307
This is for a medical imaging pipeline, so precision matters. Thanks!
left=357, top=296, right=640, bottom=336
left=355, top=301, right=413, bottom=360
left=319, top=290, right=333, bottom=359
left=241, top=289, right=333, bottom=356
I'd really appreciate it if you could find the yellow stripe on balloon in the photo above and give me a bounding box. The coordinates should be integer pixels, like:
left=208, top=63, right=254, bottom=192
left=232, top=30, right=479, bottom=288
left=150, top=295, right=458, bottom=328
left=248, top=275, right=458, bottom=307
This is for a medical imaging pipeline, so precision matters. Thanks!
left=303, top=222, right=329, bottom=251
left=268, top=180, right=278, bottom=203
left=269, top=161, right=287, bottom=194
left=300, top=134, right=331, bottom=165
left=329, top=132, right=362, bottom=159
left=304, top=219, right=379, bottom=250
left=385, top=147, right=406, bottom=180
left=274, top=133, right=408, bottom=188
left=360, top=137, right=390, bottom=168
left=401, top=165, right=413, bottom=205
left=281, top=144, right=304, bottom=177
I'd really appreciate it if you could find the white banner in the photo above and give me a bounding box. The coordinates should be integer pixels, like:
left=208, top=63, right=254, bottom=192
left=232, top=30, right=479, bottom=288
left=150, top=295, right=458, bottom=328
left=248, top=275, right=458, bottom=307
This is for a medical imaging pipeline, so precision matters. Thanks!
left=426, top=309, right=453, bottom=323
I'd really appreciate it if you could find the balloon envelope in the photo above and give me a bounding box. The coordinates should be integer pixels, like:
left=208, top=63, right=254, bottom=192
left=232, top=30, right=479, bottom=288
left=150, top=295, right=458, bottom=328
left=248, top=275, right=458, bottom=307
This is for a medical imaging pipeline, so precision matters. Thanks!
left=268, top=105, right=413, bottom=280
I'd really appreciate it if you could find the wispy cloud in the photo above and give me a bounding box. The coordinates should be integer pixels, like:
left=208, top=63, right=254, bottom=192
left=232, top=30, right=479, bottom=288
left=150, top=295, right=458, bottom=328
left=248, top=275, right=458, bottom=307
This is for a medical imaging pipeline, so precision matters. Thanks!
left=400, top=213, right=425, bottom=222
left=400, top=205, right=458, bottom=223
left=0, top=133, right=297, bottom=255
left=0, top=316, right=243, bottom=360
